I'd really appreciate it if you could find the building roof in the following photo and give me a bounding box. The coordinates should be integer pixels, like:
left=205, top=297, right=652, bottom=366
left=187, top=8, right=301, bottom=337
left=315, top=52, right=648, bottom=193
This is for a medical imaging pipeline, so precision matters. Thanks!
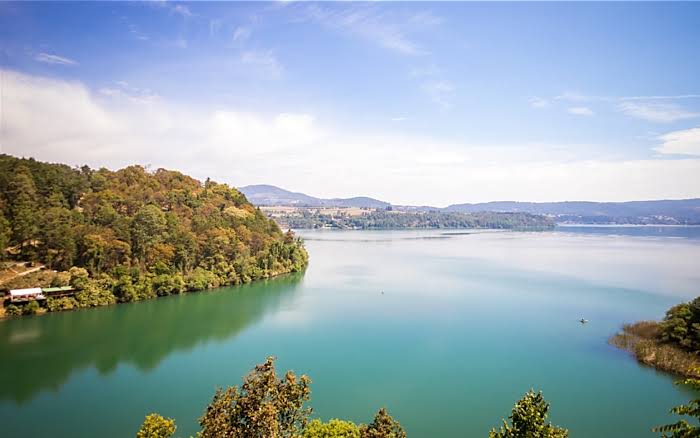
left=42, top=287, right=74, bottom=292
left=9, top=288, right=43, bottom=297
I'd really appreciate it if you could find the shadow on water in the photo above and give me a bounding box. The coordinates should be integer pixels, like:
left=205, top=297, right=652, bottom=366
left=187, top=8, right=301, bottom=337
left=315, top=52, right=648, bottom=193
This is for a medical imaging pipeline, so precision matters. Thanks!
left=0, top=272, right=305, bottom=403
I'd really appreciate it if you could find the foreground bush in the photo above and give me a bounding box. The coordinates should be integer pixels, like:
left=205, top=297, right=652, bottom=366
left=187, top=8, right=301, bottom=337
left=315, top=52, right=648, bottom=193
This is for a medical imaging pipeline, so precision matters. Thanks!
left=198, top=356, right=312, bottom=438
left=140, top=357, right=406, bottom=438
left=304, top=419, right=360, bottom=438
left=359, top=408, right=406, bottom=438
left=489, top=390, right=568, bottom=438
left=654, top=370, right=700, bottom=437
left=136, top=413, right=176, bottom=438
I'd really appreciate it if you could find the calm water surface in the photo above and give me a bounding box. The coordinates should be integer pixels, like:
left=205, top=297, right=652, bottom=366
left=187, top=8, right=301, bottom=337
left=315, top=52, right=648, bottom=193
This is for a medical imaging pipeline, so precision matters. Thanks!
left=2, top=227, right=700, bottom=437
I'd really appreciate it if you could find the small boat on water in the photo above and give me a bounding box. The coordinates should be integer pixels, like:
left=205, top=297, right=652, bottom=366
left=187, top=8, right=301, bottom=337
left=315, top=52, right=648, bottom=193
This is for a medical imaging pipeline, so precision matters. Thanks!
left=579, top=318, right=589, bottom=324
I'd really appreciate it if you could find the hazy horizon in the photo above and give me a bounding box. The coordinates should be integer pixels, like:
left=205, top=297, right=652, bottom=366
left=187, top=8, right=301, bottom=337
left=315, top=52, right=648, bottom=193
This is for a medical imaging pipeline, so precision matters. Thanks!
left=2, top=1, right=700, bottom=205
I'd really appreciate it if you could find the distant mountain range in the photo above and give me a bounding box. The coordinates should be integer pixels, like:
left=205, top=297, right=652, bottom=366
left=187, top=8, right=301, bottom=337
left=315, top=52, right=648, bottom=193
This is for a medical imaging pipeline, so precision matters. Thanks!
left=239, top=184, right=700, bottom=224
left=239, top=185, right=390, bottom=209
left=443, top=200, right=700, bottom=224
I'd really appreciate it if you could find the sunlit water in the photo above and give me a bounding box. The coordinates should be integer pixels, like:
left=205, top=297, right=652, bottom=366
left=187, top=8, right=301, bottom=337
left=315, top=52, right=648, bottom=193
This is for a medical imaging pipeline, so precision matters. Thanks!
left=1, top=226, right=700, bottom=437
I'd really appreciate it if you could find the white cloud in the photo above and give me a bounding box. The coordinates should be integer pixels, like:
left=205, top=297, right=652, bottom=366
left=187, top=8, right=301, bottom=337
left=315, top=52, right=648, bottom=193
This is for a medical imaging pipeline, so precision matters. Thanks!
left=2, top=70, right=699, bottom=206
left=568, top=106, right=594, bottom=116
left=172, top=4, right=192, bottom=18
left=557, top=92, right=700, bottom=102
left=240, top=50, right=284, bottom=79
left=233, top=26, right=252, bottom=42
left=421, top=80, right=454, bottom=110
left=34, top=53, right=77, bottom=66
left=619, top=102, right=700, bottom=123
left=655, top=127, right=700, bottom=156
left=529, top=97, right=550, bottom=109
left=299, top=4, right=435, bottom=56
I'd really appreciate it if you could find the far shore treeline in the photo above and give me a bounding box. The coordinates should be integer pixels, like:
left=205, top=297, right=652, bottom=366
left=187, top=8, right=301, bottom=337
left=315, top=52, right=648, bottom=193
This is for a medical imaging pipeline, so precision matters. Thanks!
left=0, top=154, right=308, bottom=317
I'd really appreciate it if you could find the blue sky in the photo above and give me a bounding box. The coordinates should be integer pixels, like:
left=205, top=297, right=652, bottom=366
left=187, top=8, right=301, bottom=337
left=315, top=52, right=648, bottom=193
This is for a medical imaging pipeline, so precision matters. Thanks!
left=1, top=1, right=700, bottom=205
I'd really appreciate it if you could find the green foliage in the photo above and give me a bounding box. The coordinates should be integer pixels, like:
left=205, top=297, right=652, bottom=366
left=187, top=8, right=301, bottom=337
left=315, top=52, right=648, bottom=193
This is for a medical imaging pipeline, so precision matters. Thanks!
left=46, top=296, right=78, bottom=312
left=74, top=282, right=117, bottom=308
left=6, top=166, right=39, bottom=258
left=278, top=209, right=554, bottom=230
left=69, top=266, right=90, bottom=290
left=304, top=419, right=360, bottom=438
left=661, top=297, right=700, bottom=352
left=152, top=273, right=185, bottom=296
left=198, top=356, right=312, bottom=438
left=0, top=213, right=10, bottom=258
left=359, top=408, right=406, bottom=438
left=186, top=267, right=220, bottom=291
left=654, top=371, right=700, bottom=437
left=489, top=390, right=568, bottom=438
left=0, top=154, right=308, bottom=317
left=5, top=304, right=22, bottom=316
left=136, top=413, right=176, bottom=438
left=22, top=300, right=41, bottom=316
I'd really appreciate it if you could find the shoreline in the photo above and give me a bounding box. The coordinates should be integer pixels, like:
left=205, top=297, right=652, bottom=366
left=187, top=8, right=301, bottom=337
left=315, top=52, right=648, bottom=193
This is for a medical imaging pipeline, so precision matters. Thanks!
left=0, top=267, right=306, bottom=321
left=609, top=321, right=700, bottom=379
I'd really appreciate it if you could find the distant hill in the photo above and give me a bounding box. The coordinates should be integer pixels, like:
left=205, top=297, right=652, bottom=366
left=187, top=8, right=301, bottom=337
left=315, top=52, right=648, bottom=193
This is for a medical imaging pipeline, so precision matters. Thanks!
left=239, top=184, right=700, bottom=225
left=239, top=185, right=389, bottom=209
left=443, top=199, right=700, bottom=224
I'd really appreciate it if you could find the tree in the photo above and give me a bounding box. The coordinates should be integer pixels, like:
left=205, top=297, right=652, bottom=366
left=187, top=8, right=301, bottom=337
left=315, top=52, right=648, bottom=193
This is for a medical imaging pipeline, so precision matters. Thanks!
left=654, top=371, right=700, bottom=437
left=136, top=413, right=176, bottom=438
left=198, top=356, right=312, bottom=438
left=359, top=408, right=406, bottom=438
left=0, top=212, right=10, bottom=258
left=489, top=390, right=568, bottom=438
left=304, top=419, right=360, bottom=438
left=661, top=298, right=700, bottom=352
left=131, top=204, right=167, bottom=264
left=7, top=166, right=39, bottom=257
left=69, top=267, right=90, bottom=290
left=39, top=206, right=76, bottom=270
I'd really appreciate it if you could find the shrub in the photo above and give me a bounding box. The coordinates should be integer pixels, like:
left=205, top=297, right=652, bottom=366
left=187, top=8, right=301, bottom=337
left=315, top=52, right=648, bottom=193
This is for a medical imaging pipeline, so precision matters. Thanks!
left=136, top=413, right=176, bottom=438
left=360, top=408, right=406, bottom=438
left=305, top=419, right=360, bottom=438
left=186, top=268, right=219, bottom=291
left=152, top=273, right=185, bottom=296
left=74, top=283, right=117, bottom=308
left=46, top=296, right=78, bottom=312
left=489, top=390, right=568, bottom=438
left=22, top=300, right=41, bottom=315
left=5, top=304, right=21, bottom=316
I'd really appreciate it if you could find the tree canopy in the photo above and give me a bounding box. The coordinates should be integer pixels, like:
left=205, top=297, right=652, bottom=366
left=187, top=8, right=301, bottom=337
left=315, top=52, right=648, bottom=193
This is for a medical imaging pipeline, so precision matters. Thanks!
left=661, top=297, right=700, bottom=353
left=489, top=390, right=568, bottom=438
left=198, top=356, right=312, bottom=438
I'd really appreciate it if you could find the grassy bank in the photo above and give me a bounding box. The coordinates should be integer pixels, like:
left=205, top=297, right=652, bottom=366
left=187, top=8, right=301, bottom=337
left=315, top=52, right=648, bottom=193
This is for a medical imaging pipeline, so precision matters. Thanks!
left=609, top=321, right=700, bottom=378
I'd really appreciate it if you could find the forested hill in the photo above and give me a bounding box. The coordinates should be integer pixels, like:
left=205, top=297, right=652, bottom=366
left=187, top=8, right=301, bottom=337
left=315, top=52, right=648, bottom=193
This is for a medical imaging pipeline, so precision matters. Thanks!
left=0, top=154, right=308, bottom=315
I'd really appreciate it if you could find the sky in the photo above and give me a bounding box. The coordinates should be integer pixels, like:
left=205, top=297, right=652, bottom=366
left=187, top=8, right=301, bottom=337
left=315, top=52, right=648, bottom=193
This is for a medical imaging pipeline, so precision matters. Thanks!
left=1, top=1, right=700, bottom=206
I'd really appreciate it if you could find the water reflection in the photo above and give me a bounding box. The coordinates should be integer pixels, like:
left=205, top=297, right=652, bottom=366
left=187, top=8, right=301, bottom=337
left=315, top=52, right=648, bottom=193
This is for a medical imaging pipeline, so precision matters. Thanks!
left=0, top=272, right=304, bottom=403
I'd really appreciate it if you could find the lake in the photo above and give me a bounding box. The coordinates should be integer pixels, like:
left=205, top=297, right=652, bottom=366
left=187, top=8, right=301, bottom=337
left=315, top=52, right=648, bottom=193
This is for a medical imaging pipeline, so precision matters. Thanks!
left=2, top=226, right=700, bottom=437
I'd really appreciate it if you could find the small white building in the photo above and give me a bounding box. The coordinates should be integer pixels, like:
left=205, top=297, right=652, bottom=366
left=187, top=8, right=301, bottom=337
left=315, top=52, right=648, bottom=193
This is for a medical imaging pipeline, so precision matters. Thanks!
left=9, top=288, right=46, bottom=303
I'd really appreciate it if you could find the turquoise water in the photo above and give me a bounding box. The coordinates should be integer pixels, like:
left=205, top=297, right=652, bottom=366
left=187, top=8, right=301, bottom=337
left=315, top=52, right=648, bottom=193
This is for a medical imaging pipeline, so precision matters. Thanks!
left=1, top=227, right=699, bottom=437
